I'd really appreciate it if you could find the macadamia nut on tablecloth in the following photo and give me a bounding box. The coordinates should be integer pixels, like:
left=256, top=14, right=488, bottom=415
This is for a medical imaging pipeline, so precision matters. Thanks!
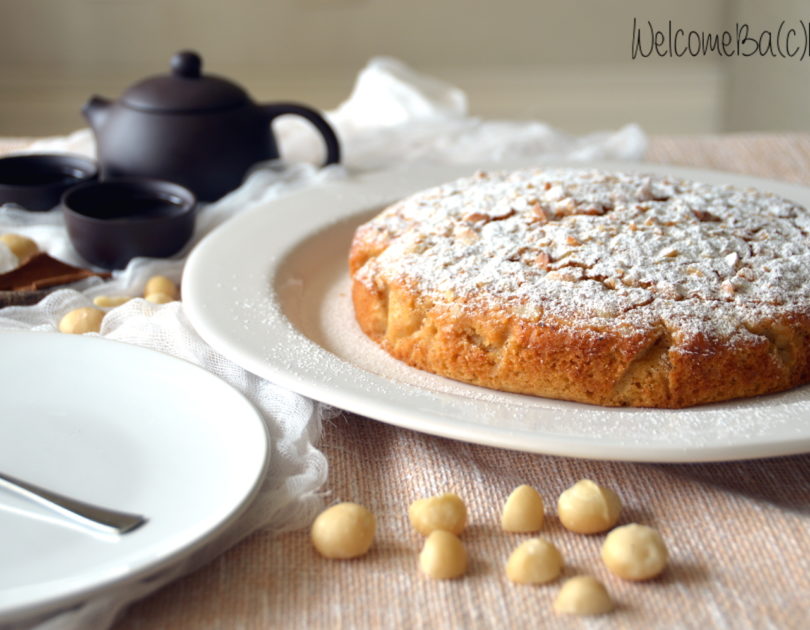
left=0, top=233, right=38, bottom=264
left=408, top=493, right=467, bottom=536
left=554, top=575, right=614, bottom=616
left=144, top=275, right=179, bottom=301
left=310, top=502, right=376, bottom=559
left=93, top=295, right=132, bottom=308
left=601, top=523, right=668, bottom=580
left=419, top=530, right=467, bottom=579
left=58, top=307, right=104, bottom=334
left=506, top=537, right=563, bottom=584
left=145, top=292, right=175, bottom=304
left=557, top=479, right=621, bottom=534
left=501, top=484, right=544, bottom=533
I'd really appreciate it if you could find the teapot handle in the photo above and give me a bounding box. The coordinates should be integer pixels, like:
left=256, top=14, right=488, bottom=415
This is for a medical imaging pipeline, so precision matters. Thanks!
left=262, top=103, right=341, bottom=166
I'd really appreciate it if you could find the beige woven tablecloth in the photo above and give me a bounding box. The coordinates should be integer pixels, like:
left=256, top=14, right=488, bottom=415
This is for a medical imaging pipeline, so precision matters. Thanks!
left=4, top=134, right=810, bottom=629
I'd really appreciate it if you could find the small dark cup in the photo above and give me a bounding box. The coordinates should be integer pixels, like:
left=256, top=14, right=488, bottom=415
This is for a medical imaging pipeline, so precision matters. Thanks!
left=0, top=153, right=98, bottom=211
left=62, top=178, right=196, bottom=270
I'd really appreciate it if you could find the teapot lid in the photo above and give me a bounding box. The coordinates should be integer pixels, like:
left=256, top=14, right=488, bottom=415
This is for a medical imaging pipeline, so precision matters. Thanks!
left=121, top=51, right=249, bottom=112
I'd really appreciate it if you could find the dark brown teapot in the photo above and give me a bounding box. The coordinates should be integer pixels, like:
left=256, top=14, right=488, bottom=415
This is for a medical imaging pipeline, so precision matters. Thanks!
left=83, top=51, right=341, bottom=201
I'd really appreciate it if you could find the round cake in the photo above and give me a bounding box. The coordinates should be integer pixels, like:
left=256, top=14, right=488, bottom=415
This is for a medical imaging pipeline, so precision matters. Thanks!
left=348, top=168, right=810, bottom=408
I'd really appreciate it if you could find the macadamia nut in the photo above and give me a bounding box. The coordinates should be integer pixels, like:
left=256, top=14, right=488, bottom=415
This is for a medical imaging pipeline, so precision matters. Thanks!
left=145, top=292, right=175, bottom=305
left=554, top=575, right=614, bottom=615
left=311, top=502, right=376, bottom=559
left=501, top=484, right=544, bottom=533
left=144, top=275, right=179, bottom=300
left=601, top=523, right=668, bottom=580
left=557, top=479, right=621, bottom=534
left=506, top=537, right=563, bottom=584
left=93, top=295, right=132, bottom=308
left=408, top=492, right=467, bottom=536
left=0, top=233, right=38, bottom=264
left=419, top=530, right=467, bottom=579
left=58, top=307, right=104, bottom=334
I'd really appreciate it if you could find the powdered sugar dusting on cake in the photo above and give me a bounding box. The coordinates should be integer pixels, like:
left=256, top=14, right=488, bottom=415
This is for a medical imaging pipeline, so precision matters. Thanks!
left=354, top=168, right=810, bottom=342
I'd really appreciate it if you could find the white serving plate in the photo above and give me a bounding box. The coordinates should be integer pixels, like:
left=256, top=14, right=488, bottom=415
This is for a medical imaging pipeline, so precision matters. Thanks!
left=0, top=331, right=268, bottom=623
left=182, top=160, right=810, bottom=462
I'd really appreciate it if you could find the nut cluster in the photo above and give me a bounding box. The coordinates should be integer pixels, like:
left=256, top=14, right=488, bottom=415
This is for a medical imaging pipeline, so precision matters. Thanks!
left=59, top=275, right=181, bottom=335
left=409, top=493, right=468, bottom=579
left=310, top=478, right=670, bottom=618
left=1, top=235, right=180, bottom=332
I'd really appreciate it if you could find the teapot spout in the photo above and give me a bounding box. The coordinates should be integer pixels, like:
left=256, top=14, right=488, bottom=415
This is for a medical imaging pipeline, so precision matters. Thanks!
left=82, top=96, right=112, bottom=131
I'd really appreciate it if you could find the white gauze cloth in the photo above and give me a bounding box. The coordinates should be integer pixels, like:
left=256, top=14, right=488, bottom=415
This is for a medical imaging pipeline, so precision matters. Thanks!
left=0, top=56, right=647, bottom=630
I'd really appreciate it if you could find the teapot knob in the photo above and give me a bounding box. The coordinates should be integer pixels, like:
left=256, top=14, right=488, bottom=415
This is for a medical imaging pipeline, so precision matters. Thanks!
left=171, top=51, right=202, bottom=79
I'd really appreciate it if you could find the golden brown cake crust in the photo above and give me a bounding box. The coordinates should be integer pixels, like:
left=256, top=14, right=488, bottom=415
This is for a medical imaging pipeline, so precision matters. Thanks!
left=349, top=168, right=810, bottom=408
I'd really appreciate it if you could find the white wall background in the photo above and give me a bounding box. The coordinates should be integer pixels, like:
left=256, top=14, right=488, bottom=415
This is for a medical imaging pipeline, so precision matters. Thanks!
left=0, top=0, right=804, bottom=136
left=725, top=0, right=810, bottom=131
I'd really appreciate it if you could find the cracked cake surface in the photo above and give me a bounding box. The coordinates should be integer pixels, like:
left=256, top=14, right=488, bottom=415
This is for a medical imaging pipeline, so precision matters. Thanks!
left=349, top=168, right=810, bottom=408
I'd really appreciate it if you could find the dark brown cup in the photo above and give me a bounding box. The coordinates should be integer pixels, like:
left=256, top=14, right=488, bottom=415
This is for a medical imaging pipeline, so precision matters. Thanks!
left=62, top=179, right=196, bottom=270
left=0, top=154, right=98, bottom=211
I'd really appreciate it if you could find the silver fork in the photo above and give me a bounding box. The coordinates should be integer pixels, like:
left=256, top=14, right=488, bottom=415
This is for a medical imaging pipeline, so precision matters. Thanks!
left=0, top=471, right=146, bottom=535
